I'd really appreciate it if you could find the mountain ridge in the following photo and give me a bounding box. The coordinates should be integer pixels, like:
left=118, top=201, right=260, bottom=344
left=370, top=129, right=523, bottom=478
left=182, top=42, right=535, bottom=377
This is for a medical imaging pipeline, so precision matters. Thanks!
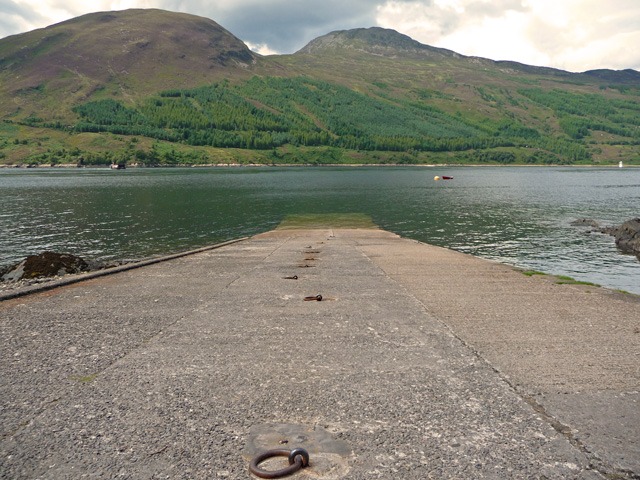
left=0, top=9, right=256, bottom=119
left=296, top=26, right=640, bottom=83
left=2, top=9, right=638, bottom=102
left=0, top=9, right=639, bottom=167
left=296, top=26, right=462, bottom=60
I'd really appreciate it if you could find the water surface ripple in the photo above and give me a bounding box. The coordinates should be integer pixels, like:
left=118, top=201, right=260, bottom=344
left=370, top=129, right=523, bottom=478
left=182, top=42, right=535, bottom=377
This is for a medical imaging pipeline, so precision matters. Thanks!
left=1, top=166, right=638, bottom=294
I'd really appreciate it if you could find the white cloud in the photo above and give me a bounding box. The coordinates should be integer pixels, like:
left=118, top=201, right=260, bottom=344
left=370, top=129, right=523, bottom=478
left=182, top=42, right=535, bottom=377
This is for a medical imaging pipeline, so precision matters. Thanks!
left=246, top=41, right=280, bottom=56
left=436, top=10, right=551, bottom=67
left=375, top=1, right=458, bottom=43
left=523, top=0, right=640, bottom=70
left=376, top=0, right=640, bottom=71
left=1, top=1, right=131, bottom=34
left=1, top=0, right=639, bottom=71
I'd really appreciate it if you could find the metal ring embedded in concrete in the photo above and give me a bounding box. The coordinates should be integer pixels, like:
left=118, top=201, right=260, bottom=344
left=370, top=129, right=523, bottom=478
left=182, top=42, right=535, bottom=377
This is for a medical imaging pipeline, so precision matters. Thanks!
left=249, top=448, right=309, bottom=478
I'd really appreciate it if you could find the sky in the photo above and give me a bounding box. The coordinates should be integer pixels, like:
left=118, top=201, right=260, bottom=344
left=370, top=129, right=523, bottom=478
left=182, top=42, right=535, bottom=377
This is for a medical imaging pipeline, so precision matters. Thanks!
left=1, top=0, right=639, bottom=73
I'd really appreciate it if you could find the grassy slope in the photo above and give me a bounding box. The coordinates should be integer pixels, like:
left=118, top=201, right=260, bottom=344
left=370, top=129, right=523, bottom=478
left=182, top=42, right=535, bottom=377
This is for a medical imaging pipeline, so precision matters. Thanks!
left=0, top=11, right=639, bottom=166
left=271, top=46, right=639, bottom=163
left=0, top=9, right=256, bottom=120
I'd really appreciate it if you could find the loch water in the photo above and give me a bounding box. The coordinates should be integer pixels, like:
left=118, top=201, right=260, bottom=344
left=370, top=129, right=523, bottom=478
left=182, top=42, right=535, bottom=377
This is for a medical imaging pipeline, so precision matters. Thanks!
left=1, top=166, right=639, bottom=294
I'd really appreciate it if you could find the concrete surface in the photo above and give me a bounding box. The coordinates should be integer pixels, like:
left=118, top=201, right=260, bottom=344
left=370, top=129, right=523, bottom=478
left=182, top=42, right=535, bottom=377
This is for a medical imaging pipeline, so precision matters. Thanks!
left=1, top=228, right=638, bottom=479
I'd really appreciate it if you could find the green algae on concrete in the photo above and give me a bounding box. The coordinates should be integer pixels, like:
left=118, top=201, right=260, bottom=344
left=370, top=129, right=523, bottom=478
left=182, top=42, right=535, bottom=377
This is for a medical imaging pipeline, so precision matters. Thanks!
left=277, top=213, right=377, bottom=229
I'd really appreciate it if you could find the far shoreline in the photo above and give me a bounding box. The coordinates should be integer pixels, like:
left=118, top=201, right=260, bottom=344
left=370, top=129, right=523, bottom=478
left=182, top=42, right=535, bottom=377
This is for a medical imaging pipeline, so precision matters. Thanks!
left=1, top=162, right=638, bottom=169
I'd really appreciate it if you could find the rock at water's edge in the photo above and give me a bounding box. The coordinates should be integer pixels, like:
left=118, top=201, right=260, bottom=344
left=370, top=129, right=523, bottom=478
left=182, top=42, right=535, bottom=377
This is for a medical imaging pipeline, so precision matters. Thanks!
left=1, top=252, right=90, bottom=282
left=601, top=218, right=640, bottom=259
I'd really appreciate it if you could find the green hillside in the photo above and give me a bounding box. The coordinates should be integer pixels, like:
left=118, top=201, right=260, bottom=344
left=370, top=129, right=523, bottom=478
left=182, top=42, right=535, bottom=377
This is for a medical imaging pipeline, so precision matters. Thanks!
left=1, top=10, right=639, bottom=166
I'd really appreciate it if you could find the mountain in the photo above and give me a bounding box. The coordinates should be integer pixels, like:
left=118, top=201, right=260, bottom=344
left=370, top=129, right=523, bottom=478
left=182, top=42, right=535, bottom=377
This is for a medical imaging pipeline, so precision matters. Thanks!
left=297, top=27, right=640, bottom=84
left=296, top=27, right=460, bottom=60
left=582, top=68, right=640, bottom=84
left=0, top=9, right=639, bottom=167
left=0, top=9, right=256, bottom=119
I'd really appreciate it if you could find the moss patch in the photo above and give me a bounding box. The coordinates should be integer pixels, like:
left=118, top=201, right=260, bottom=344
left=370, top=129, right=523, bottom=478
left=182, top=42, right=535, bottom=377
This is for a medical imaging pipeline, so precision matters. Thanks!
left=70, top=373, right=98, bottom=383
left=555, top=275, right=600, bottom=287
left=522, top=270, right=547, bottom=277
left=277, top=213, right=377, bottom=229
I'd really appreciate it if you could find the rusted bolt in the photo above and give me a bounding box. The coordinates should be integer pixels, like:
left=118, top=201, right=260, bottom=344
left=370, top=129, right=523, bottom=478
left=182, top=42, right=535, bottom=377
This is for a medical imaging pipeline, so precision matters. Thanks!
left=304, top=295, right=322, bottom=302
left=283, top=275, right=298, bottom=280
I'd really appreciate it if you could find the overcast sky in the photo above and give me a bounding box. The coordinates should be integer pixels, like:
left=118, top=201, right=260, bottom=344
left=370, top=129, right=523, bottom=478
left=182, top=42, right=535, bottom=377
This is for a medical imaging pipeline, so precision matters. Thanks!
left=1, top=0, right=639, bottom=72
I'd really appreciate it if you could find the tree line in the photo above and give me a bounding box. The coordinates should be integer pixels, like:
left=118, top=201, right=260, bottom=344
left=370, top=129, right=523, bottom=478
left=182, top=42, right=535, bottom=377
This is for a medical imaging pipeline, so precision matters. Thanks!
left=61, top=76, right=628, bottom=162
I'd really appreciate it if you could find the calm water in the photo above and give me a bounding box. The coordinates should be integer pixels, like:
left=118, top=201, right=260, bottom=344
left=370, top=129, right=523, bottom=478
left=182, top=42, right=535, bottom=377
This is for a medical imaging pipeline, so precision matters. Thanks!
left=1, top=166, right=639, bottom=294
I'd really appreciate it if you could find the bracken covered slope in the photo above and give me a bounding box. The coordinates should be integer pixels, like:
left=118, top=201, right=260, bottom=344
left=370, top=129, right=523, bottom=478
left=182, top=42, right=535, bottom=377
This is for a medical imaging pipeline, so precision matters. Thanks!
left=0, top=9, right=257, bottom=120
left=0, top=10, right=639, bottom=166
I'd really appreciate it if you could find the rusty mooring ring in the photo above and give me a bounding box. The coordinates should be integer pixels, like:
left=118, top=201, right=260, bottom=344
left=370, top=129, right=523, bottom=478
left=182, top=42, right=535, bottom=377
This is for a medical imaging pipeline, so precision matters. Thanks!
left=249, top=448, right=310, bottom=479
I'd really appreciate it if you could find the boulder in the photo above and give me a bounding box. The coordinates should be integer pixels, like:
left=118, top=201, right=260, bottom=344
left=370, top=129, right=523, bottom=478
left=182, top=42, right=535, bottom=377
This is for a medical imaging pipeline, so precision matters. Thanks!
left=601, top=218, right=640, bottom=259
left=1, top=251, right=90, bottom=282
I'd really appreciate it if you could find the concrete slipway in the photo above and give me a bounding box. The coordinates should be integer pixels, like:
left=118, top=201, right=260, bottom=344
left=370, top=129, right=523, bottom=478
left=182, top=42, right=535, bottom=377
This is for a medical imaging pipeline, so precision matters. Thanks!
left=1, top=227, right=638, bottom=479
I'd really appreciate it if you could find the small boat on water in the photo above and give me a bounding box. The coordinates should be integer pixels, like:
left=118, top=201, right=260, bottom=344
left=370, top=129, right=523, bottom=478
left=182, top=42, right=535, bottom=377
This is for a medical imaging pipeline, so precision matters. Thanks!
left=442, top=176, right=453, bottom=180
left=434, top=175, right=453, bottom=181
left=110, top=163, right=126, bottom=170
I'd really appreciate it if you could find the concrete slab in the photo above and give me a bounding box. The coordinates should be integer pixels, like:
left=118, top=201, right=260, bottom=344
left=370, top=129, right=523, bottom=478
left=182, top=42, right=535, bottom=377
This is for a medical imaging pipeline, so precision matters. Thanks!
left=1, top=228, right=637, bottom=479
left=356, top=230, right=640, bottom=477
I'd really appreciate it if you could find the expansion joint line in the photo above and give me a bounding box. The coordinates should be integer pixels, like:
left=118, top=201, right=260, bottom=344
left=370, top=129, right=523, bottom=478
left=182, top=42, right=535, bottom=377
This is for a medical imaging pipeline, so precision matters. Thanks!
left=376, top=282, right=637, bottom=480
left=429, top=311, right=638, bottom=480
left=520, top=393, right=640, bottom=480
